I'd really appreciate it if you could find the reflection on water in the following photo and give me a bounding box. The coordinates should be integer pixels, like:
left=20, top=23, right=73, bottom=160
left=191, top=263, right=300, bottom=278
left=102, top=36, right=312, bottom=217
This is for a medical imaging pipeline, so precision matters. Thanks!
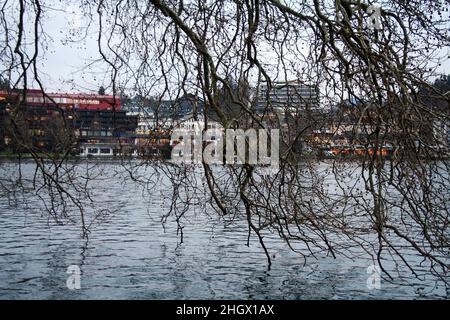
left=0, top=162, right=448, bottom=299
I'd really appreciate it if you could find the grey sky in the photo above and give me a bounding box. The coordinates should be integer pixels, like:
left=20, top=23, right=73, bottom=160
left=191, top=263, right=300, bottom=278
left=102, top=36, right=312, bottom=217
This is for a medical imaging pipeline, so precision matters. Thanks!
left=23, top=2, right=450, bottom=94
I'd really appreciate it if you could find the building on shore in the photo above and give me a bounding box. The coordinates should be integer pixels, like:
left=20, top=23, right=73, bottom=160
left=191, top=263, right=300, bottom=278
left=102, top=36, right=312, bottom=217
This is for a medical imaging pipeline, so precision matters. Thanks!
left=75, top=108, right=138, bottom=157
left=122, top=94, right=207, bottom=159
left=254, top=80, right=321, bottom=155
left=0, top=89, right=137, bottom=156
left=256, top=80, right=320, bottom=116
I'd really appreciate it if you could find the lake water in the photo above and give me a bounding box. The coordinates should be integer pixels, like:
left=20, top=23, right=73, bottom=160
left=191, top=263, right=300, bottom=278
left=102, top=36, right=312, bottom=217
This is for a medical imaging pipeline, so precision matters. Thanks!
left=0, top=161, right=448, bottom=299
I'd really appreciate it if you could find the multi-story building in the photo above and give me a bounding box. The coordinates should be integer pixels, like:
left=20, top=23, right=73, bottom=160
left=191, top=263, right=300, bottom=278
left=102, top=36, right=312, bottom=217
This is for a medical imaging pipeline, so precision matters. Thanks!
left=256, top=80, right=320, bottom=115
left=0, top=89, right=121, bottom=111
left=0, top=89, right=137, bottom=156
left=254, top=80, right=320, bottom=154
left=0, top=97, right=76, bottom=152
left=123, top=94, right=206, bottom=159
left=123, top=94, right=205, bottom=133
left=75, top=109, right=138, bottom=157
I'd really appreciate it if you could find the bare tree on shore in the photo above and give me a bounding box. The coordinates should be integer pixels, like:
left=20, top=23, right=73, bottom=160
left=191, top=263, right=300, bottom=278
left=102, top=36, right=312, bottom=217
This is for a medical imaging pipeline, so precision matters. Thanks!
left=0, top=0, right=449, bottom=285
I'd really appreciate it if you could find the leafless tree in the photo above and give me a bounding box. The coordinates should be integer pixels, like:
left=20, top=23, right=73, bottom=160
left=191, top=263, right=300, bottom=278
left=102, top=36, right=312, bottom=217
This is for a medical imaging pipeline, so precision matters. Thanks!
left=0, top=0, right=449, bottom=286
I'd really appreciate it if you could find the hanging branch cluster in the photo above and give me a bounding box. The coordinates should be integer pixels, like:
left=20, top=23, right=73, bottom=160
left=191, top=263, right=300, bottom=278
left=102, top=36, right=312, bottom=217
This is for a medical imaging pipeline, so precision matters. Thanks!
left=0, top=0, right=449, bottom=283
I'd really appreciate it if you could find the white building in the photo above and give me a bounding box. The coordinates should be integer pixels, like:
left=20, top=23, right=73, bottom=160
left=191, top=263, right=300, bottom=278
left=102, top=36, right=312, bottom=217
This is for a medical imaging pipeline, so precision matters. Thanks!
left=257, top=80, right=320, bottom=114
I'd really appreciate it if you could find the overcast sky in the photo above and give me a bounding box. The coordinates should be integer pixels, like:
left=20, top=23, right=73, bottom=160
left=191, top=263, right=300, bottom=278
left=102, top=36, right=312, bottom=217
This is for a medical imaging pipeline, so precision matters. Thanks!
left=22, top=2, right=450, bottom=94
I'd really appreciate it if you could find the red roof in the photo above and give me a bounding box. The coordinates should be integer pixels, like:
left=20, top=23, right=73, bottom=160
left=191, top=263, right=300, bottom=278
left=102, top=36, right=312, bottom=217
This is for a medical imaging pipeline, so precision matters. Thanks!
left=0, top=89, right=120, bottom=111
